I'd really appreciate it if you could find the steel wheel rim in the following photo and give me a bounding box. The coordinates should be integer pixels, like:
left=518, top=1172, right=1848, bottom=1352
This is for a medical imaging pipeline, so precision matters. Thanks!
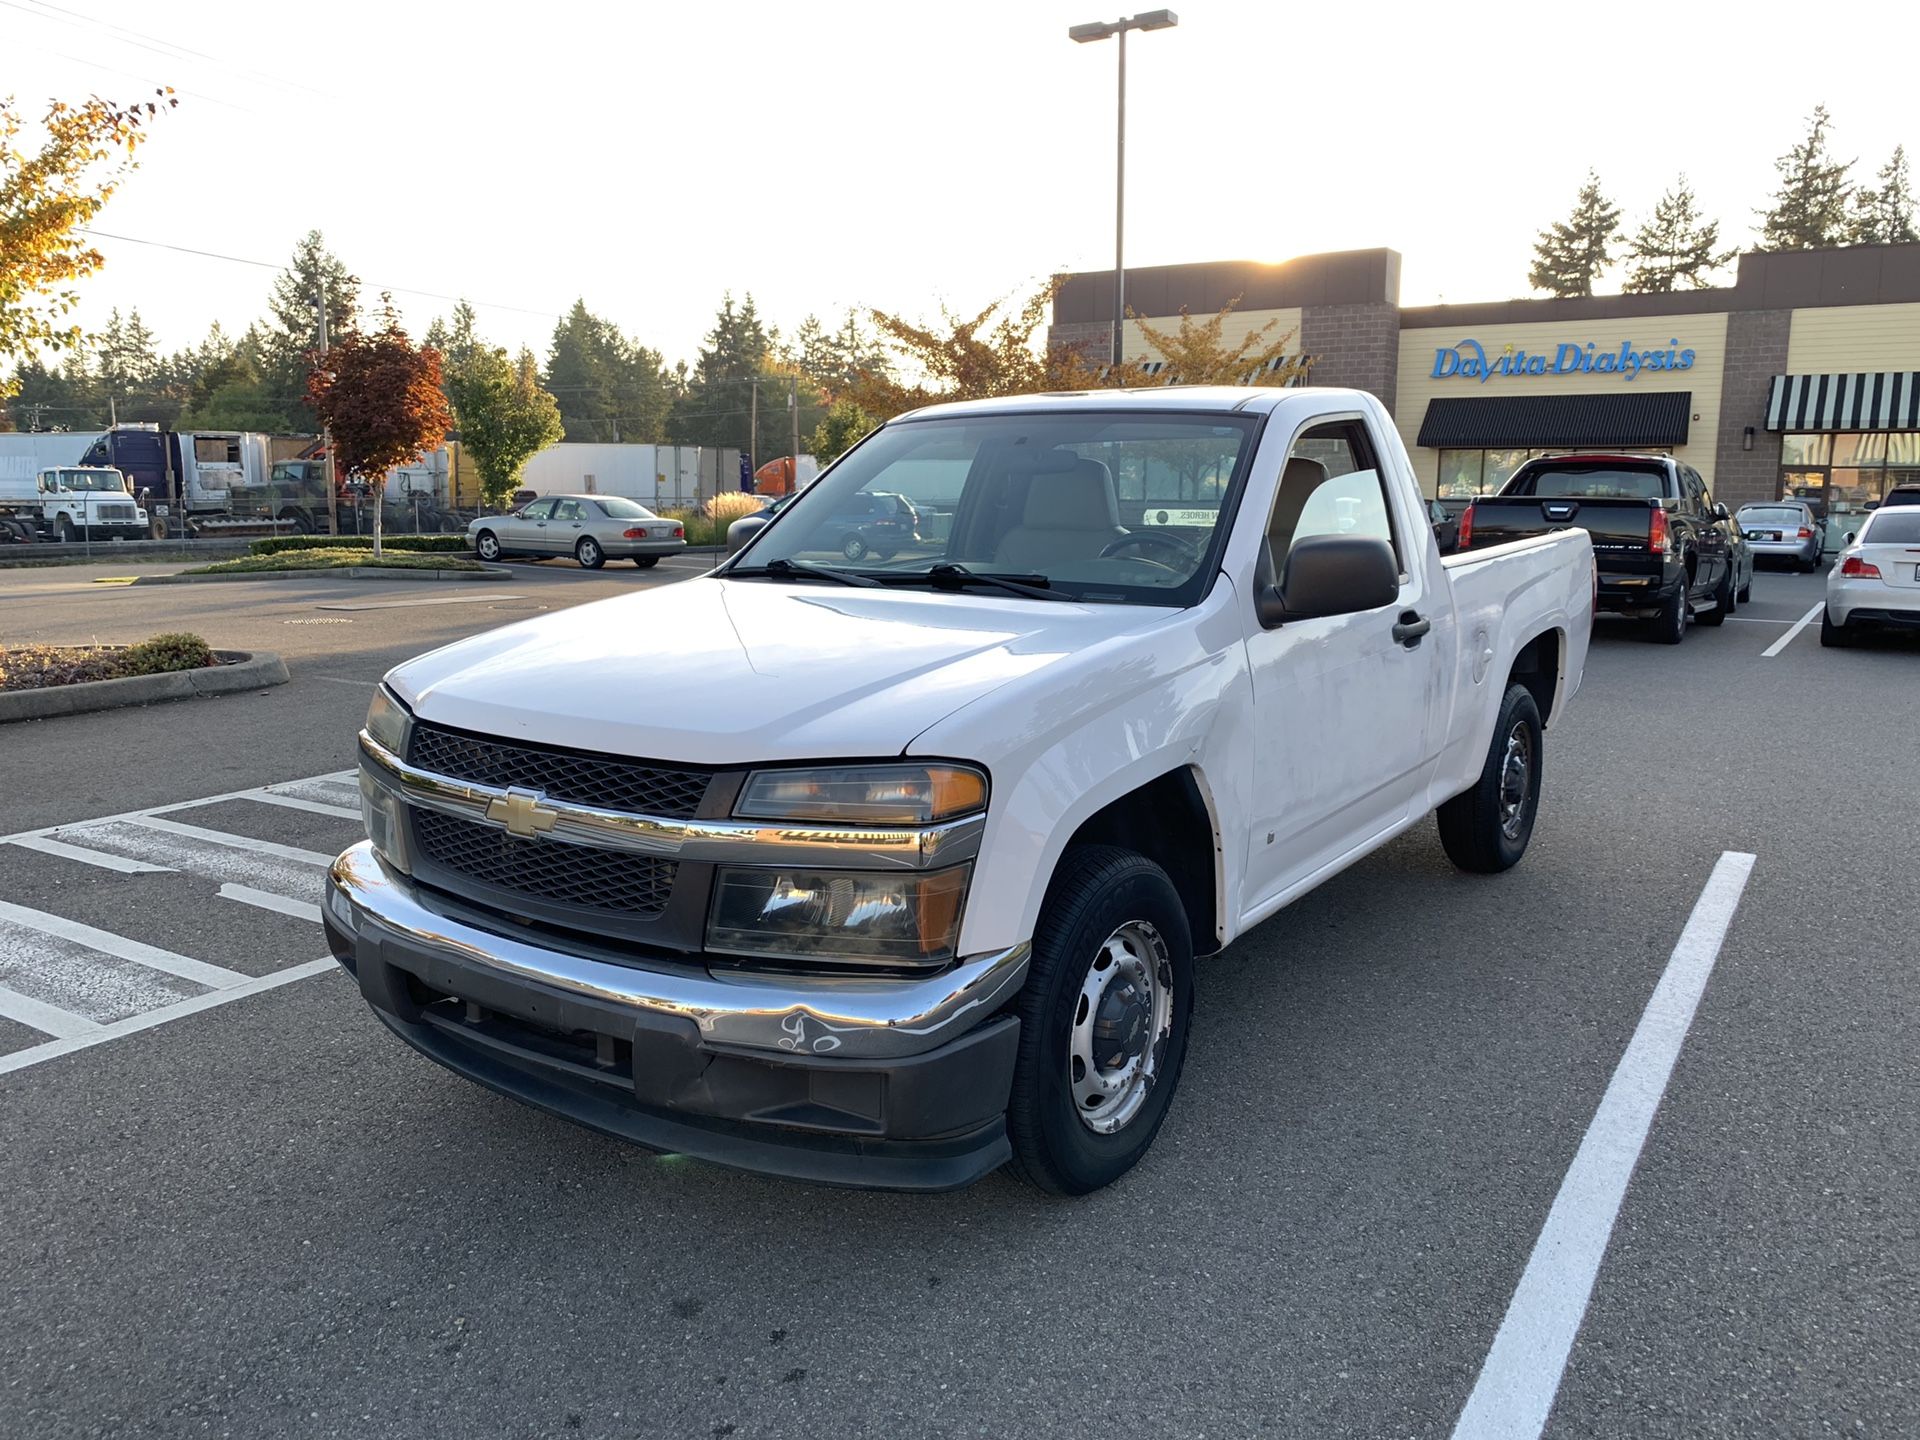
left=1499, top=719, right=1533, bottom=841
left=1069, top=920, right=1173, bottom=1134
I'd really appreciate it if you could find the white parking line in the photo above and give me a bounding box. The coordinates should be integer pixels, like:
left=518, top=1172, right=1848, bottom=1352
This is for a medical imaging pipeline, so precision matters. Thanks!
left=0, top=958, right=338, bottom=1077
left=1450, top=850, right=1756, bottom=1440
left=218, top=884, right=323, bottom=923
left=239, top=790, right=361, bottom=821
left=1762, top=603, right=1824, bottom=657
left=4, top=835, right=174, bottom=873
left=120, top=815, right=335, bottom=866
left=0, top=981, right=102, bottom=1039
left=0, top=899, right=248, bottom=991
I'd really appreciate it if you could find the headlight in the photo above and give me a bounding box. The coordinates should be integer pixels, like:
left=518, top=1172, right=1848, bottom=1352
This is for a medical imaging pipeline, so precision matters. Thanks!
left=707, top=864, right=970, bottom=967
left=364, top=685, right=413, bottom=757
left=735, top=764, right=987, bottom=825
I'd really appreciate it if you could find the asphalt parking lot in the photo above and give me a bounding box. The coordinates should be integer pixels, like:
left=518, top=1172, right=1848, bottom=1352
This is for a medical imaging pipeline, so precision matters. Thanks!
left=1, top=557, right=1914, bottom=1439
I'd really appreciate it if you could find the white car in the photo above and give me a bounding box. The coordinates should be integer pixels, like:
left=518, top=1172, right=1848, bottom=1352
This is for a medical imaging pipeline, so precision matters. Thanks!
left=327, top=387, right=1593, bottom=1195
left=1822, top=505, right=1920, bottom=646
left=468, top=494, right=686, bottom=569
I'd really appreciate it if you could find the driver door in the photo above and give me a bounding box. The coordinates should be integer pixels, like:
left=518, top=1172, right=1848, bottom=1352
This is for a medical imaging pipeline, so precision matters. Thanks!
left=506, top=498, right=554, bottom=552
left=1241, top=417, right=1443, bottom=915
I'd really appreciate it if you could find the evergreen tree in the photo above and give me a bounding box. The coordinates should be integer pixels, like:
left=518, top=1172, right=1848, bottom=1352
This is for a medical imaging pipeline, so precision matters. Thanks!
left=672, top=293, right=825, bottom=459
left=1528, top=171, right=1622, bottom=297
left=258, top=231, right=360, bottom=431
left=95, top=307, right=162, bottom=399
left=1758, top=106, right=1853, bottom=250
left=781, top=309, right=894, bottom=395
left=1849, top=145, right=1918, bottom=245
left=1622, top=176, right=1736, bottom=293
left=425, top=300, right=483, bottom=369
left=540, top=300, right=673, bottom=443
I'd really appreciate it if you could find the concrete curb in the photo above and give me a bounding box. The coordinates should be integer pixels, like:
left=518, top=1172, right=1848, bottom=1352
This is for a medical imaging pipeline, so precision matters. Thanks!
left=131, top=563, right=509, bottom=585
left=0, top=650, right=291, bottom=724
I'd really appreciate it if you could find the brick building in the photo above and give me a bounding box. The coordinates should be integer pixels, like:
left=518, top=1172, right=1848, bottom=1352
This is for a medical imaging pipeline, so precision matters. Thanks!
left=1050, top=242, right=1920, bottom=516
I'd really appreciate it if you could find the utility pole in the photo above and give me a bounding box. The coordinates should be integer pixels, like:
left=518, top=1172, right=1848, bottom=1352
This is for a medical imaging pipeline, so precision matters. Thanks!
left=109, top=395, right=117, bottom=426
left=316, top=282, right=339, bottom=536
left=748, top=377, right=758, bottom=489
left=789, top=372, right=800, bottom=494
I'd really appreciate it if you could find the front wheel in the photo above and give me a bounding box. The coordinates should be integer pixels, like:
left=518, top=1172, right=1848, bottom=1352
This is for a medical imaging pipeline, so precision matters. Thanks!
left=841, top=534, right=868, bottom=562
left=59, top=517, right=78, bottom=543
left=1698, top=567, right=1731, bottom=626
left=1007, top=846, right=1194, bottom=1196
left=1436, top=682, right=1543, bottom=874
left=474, top=530, right=501, bottom=562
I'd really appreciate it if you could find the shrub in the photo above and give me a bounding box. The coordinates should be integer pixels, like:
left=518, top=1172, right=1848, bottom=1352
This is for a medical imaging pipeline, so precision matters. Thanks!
left=119, top=633, right=217, bottom=675
left=193, top=549, right=483, bottom=575
left=661, top=509, right=724, bottom=547
left=705, top=491, right=764, bottom=524
left=249, top=533, right=469, bottom=556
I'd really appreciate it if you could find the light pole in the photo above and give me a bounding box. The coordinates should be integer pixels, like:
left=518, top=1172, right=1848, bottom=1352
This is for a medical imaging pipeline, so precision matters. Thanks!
left=1070, top=9, right=1178, bottom=367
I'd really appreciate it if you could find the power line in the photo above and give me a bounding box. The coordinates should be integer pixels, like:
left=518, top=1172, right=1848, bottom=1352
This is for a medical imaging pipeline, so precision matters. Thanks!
left=8, top=0, right=331, bottom=98
left=76, top=228, right=564, bottom=320
left=6, top=37, right=249, bottom=112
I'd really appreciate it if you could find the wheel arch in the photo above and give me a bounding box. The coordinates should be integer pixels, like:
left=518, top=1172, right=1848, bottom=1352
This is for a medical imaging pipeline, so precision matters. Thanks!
left=1055, top=766, right=1224, bottom=957
left=1507, top=626, right=1564, bottom=728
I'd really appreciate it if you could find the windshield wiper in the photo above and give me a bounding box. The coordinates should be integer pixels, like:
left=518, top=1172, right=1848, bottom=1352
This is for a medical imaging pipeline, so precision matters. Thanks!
left=724, top=557, right=882, bottom=588
left=880, top=563, right=1074, bottom=602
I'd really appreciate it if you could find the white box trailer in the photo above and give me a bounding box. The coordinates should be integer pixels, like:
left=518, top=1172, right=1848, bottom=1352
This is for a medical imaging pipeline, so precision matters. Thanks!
left=517, top=444, right=743, bottom=511
left=0, top=433, right=93, bottom=483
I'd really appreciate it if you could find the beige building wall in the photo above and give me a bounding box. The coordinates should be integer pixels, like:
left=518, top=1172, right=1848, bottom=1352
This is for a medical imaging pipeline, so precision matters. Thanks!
left=1120, top=306, right=1304, bottom=363
left=1395, top=313, right=1731, bottom=494
left=1786, top=302, right=1920, bottom=372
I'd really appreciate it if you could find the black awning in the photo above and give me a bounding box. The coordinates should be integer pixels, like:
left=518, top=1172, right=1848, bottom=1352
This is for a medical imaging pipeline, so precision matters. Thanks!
left=1415, top=391, right=1692, bottom=449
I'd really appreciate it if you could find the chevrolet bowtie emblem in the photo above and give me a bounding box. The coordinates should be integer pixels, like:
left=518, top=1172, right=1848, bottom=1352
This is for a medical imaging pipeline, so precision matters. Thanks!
left=485, top=787, right=559, bottom=839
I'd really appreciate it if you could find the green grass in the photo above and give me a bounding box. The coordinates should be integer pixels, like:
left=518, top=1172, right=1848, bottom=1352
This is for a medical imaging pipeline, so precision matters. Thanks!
left=187, top=548, right=487, bottom=575
left=247, top=533, right=470, bottom=556
left=1, top=633, right=217, bottom=693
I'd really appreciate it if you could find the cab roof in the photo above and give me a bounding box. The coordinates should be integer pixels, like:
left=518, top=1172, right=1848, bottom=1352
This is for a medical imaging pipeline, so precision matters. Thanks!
left=893, top=385, right=1374, bottom=421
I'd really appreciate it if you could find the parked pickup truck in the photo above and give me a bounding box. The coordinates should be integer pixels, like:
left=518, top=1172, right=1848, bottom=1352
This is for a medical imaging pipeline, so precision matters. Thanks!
left=323, top=387, right=1594, bottom=1194
left=1459, top=453, right=1742, bottom=644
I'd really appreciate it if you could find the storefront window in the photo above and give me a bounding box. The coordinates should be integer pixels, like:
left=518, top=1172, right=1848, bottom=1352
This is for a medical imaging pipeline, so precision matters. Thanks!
left=1780, top=434, right=1832, bottom=466
left=1437, top=449, right=1484, bottom=498
left=1830, top=433, right=1887, bottom=467
left=1484, top=448, right=1534, bottom=493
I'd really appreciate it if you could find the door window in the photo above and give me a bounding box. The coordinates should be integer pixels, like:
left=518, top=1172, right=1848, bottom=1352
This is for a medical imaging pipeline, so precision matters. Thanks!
left=1269, top=420, right=1400, bottom=584
left=519, top=499, right=554, bottom=521
left=551, top=499, right=582, bottom=521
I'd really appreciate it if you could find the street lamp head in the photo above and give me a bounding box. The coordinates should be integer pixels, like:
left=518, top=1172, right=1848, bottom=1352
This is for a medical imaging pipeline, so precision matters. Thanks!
left=1068, top=20, right=1117, bottom=41
left=1132, top=8, right=1179, bottom=29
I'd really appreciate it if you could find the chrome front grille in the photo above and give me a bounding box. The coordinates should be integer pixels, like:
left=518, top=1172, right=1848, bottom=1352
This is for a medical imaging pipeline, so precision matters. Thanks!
left=99, top=503, right=137, bottom=521
left=412, top=809, right=676, bottom=919
left=407, top=723, right=711, bottom=818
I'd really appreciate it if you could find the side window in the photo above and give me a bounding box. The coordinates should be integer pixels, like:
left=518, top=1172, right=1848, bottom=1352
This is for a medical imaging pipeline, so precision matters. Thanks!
left=521, top=499, right=554, bottom=521
left=552, top=499, right=580, bottom=521
left=1268, top=419, right=1401, bottom=578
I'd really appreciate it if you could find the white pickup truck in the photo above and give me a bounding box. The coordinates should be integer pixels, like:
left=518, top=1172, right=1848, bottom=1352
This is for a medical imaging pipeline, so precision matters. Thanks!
left=325, top=387, right=1593, bottom=1194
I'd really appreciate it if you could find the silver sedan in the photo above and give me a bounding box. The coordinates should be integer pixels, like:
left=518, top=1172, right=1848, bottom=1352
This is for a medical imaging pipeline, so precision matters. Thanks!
left=1735, top=501, right=1822, bottom=571
left=469, top=494, right=687, bottom=569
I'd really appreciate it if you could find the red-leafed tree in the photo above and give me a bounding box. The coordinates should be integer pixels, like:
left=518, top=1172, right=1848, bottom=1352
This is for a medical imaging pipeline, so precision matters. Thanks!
left=305, top=299, right=451, bottom=557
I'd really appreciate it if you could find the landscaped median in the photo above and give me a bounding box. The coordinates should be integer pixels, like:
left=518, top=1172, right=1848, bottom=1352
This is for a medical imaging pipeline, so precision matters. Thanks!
left=0, top=633, right=289, bottom=723
left=131, top=535, right=507, bottom=584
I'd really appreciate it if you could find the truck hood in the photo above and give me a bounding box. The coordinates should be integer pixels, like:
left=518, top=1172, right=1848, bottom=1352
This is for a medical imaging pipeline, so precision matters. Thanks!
left=387, top=576, right=1176, bottom=765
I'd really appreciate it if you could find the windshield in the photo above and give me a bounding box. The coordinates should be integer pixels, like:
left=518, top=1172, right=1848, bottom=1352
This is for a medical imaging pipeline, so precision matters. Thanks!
left=1507, top=463, right=1667, bottom=500
left=596, top=497, right=655, bottom=519
left=1739, top=506, right=1805, bottom=524
left=725, top=411, right=1261, bottom=606
left=56, top=469, right=128, bottom=493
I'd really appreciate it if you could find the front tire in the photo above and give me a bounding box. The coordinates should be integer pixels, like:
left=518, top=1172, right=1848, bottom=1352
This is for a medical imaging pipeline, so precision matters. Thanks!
left=1698, top=567, right=1731, bottom=626
left=59, top=517, right=78, bottom=543
left=474, top=530, right=501, bottom=562
left=1007, top=846, right=1194, bottom=1196
left=841, top=534, right=868, bottom=562
left=1437, top=682, right=1543, bottom=874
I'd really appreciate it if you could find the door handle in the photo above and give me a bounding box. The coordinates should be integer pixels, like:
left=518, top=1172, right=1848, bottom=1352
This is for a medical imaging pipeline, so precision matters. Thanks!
left=1392, top=611, right=1431, bottom=647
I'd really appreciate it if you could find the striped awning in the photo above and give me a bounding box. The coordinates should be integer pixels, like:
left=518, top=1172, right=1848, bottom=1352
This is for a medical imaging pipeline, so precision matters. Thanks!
left=1093, top=354, right=1312, bottom=387
left=1765, top=372, right=1920, bottom=432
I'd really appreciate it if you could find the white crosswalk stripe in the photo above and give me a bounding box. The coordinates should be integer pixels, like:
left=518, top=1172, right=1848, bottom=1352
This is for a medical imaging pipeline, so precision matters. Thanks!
left=0, top=770, right=362, bottom=1072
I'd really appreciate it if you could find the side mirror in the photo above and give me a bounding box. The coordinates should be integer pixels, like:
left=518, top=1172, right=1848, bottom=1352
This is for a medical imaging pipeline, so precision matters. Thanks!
left=1844, top=532, right=1857, bottom=545
left=1713, top=502, right=1730, bottom=520
left=1254, top=535, right=1400, bottom=629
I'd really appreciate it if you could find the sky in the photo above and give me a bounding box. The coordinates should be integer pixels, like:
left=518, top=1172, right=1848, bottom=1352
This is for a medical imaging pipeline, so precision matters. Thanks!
left=4, top=0, right=1915, bottom=371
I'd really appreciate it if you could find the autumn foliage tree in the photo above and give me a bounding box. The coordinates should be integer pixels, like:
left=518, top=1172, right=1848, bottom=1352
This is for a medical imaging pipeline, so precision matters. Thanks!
left=1, top=89, right=175, bottom=402
left=844, top=281, right=1309, bottom=419
left=305, top=303, right=452, bottom=557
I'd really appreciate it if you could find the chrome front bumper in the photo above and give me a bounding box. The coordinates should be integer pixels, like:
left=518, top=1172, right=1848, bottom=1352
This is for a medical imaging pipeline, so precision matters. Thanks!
left=324, top=841, right=1030, bottom=1060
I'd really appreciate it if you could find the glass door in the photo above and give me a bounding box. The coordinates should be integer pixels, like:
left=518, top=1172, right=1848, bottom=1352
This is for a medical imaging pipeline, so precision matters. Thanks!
left=1779, top=467, right=1834, bottom=553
